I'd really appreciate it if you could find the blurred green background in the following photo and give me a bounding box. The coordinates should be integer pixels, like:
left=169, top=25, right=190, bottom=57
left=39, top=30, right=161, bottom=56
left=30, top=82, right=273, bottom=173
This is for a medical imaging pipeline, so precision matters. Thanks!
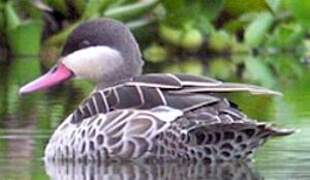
left=1, top=0, right=310, bottom=179
left=0, top=0, right=309, bottom=85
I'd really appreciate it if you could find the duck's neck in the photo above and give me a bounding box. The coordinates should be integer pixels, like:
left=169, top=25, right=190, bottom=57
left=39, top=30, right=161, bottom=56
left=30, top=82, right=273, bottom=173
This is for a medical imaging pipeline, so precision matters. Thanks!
left=95, top=58, right=144, bottom=90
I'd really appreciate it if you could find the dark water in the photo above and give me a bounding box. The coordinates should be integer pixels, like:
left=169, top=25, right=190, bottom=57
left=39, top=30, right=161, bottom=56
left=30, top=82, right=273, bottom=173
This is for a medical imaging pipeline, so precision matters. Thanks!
left=0, top=57, right=310, bottom=180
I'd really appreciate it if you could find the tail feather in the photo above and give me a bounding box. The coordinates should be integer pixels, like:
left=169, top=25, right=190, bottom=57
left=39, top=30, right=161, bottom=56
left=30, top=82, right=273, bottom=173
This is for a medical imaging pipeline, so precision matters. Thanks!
left=222, top=83, right=283, bottom=96
left=266, top=126, right=295, bottom=137
left=186, top=122, right=294, bottom=146
left=180, top=122, right=294, bottom=161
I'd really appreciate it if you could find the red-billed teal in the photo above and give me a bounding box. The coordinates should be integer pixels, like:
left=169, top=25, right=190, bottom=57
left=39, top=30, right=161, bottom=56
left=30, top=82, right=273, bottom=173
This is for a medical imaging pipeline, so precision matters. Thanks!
left=19, top=19, right=293, bottom=163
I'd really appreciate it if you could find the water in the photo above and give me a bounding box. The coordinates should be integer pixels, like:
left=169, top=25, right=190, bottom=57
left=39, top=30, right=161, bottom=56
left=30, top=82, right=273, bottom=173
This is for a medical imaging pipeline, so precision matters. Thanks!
left=0, top=57, right=310, bottom=180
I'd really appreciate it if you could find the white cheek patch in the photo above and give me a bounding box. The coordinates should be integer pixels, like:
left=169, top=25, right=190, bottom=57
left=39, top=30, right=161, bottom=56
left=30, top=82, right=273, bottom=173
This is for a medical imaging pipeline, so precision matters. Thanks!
left=62, top=46, right=123, bottom=81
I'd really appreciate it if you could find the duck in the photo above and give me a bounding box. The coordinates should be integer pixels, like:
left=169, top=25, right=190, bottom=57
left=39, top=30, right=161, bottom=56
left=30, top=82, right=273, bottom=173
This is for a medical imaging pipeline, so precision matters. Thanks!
left=19, top=18, right=293, bottom=163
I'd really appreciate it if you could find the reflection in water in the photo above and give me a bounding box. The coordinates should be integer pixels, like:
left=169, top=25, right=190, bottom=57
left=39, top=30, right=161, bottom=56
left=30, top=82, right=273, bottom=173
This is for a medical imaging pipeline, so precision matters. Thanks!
left=45, top=160, right=262, bottom=180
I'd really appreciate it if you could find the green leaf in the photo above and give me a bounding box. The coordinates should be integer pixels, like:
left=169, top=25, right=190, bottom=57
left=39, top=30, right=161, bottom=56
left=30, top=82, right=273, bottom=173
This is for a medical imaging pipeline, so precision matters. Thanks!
left=4, top=1, right=21, bottom=30
left=162, top=0, right=223, bottom=28
left=244, top=56, right=276, bottom=87
left=16, top=0, right=43, bottom=19
left=82, top=0, right=113, bottom=19
left=287, top=0, right=310, bottom=28
left=8, top=20, right=43, bottom=56
left=265, top=0, right=281, bottom=13
left=10, top=57, right=41, bottom=85
left=161, top=0, right=185, bottom=13
left=201, top=0, right=224, bottom=20
left=44, top=22, right=80, bottom=47
left=244, top=12, right=274, bottom=47
left=208, top=30, right=233, bottom=52
left=267, top=23, right=305, bottom=49
left=82, top=0, right=101, bottom=19
left=224, top=0, right=268, bottom=16
left=126, top=17, right=155, bottom=30
left=104, top=0, right=159, bottom=21
left=162, top=1, right=199, bottom=28
left=72, top=0, right=86, bottom=15
left=161, top=0, right=188, bottom=27
left=197, top=17, right=214, bottom=35
left=223, top=19, right=246, bottom=33
left=239, top=12, right=260, bottom=22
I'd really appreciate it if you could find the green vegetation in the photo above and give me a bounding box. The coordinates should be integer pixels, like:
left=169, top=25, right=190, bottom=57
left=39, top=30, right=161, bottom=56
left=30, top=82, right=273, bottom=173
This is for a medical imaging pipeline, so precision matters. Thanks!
left=0, top=0, right=309, bottom=88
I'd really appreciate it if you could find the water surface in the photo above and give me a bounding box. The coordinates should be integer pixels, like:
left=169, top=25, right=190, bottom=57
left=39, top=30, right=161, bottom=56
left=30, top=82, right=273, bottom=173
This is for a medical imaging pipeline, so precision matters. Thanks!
left=0, top=56, right=310, bottom=179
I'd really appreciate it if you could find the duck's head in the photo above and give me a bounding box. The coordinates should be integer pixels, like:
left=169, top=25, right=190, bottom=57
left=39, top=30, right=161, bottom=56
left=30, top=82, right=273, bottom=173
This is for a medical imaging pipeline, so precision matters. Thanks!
left=19, top=19, right=143, bottom=95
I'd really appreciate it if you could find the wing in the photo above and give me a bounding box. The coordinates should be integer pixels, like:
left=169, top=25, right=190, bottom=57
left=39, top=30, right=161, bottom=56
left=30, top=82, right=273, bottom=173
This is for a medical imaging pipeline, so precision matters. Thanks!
left=45, top=106, right=183, bottom=160
left=128, top=74, right=281, bottom=95
left=101, top=106, right=182, bottom=159
left=71, top=73, right=281, bottom=123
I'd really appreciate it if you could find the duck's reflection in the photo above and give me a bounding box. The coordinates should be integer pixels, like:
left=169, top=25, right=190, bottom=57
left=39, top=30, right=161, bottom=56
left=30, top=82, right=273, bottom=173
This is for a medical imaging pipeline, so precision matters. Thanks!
left=45, top=160, right=262, bottom=180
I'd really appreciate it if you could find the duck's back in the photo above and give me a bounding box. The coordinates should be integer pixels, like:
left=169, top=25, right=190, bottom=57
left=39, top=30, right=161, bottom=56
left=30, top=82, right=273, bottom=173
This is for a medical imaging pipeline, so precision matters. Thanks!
left=44, top=74, right=293, bottom=162
left=70, top=73, right=283, bottom=123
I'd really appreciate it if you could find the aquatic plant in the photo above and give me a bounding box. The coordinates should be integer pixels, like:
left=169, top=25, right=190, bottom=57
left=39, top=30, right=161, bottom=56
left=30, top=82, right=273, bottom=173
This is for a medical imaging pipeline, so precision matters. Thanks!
left=0, top=0, right=309, bottom=87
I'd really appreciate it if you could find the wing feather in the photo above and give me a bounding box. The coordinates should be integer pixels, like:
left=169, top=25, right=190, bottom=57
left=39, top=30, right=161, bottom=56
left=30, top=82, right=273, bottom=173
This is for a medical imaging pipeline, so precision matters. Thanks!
left=99, top=107, right=182, bottom=159
left=71, top=73, right=281, bottom=123
left=173, top=83, right=282, bottom=96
